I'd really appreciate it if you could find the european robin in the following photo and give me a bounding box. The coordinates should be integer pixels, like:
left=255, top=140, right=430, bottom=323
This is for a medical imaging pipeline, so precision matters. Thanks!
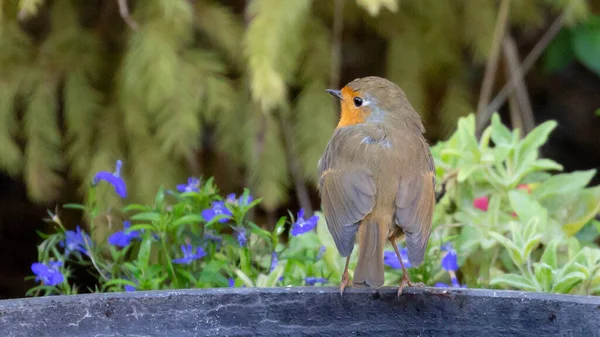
left=318, top=76, right=435, bottom=297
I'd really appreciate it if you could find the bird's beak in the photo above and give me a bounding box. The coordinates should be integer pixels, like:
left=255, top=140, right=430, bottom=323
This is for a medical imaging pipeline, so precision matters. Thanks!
left=326, top=89, right=343, bottom=100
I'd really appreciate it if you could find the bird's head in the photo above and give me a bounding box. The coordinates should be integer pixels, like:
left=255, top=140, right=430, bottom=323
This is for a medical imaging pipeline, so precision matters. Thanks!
left=327, top=76, right=411, bottom=129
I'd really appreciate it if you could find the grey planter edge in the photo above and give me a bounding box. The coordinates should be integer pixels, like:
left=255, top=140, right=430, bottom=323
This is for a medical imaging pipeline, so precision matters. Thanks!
left=1, top=286, right=599, bottom=337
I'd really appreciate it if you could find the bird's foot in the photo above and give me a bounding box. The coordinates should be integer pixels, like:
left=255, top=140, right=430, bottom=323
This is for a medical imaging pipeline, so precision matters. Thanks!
left=340, top=272, right=350, bottom=297
left=397, top=274, right=425, bottom=298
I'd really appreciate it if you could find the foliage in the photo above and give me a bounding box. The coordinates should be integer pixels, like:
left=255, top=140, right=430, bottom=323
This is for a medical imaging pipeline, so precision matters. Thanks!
left=0, top=0, right=593, bottom=224
left=28, top=114, right=600, bottom=297
left=27, top=162, right=456, bottom=295
left=430, top=112, right=600, bottom=295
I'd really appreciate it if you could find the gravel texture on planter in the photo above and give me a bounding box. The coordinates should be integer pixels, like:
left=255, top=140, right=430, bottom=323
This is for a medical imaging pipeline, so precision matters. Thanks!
left=0, top=287, right=598, bottom=336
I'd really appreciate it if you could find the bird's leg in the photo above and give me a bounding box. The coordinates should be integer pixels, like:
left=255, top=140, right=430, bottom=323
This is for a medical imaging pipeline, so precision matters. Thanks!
left=340, top=255, right=351, bottom=297
left=390, top=237, right=424, bottom=297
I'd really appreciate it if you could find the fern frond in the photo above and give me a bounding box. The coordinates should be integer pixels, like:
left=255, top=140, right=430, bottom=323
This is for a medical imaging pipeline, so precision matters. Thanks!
left=439, top=76, right=474, bottom=139
left=244, top=0, right=311, bottom=112
left=64, top=69, right=102, bottom=181
left=195, top=1, right=244, bottom=68
left=461, top=0, right=497, bottom=63
left=248, top=114, right=290, bottom=211
left=355, top=0, right=398, bottom=16
left=0, top=80, right=23, bottom=176
left=23, top=78, right=63, bottom=203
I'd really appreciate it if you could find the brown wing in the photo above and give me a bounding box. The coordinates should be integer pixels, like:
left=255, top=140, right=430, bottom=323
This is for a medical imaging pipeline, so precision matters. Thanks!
left=394, top=139, right=435, bottom=266
left=318, top=127, right=376, bottom=257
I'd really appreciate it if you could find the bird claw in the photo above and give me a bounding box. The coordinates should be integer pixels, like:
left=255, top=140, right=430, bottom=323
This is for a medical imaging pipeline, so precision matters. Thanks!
left=340, top=274, right=349, bottom=297
left=397, top=275, right=425, bottom=298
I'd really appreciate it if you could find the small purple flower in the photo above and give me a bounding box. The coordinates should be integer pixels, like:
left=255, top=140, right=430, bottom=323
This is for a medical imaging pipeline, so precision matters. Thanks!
left=441, top=242, right=458, bottom=271
left=60, top=225, right=91, bottom=256
left=316, top=246, right=326, bottom=260
left=228, top=278, right=235, bottom=287
left=270, top=252, right=278, bottom=272
left=234, top=227, right=247, bottom=247
left=291, top=209, right=319, bottom=236
left=172, top=244, right=207, bottom=264
left=201, top=201, right=232, bottom=223
left=383, top=247, right=412, bottom=269
left=176, top=177, right=200, bottom=193
left=305, top=277, right=327, bottom=286
left=31, top=261, right=64, bottom=286
left=226, top=193, right=254, bottom=206
left=124, top=284, right=136, bottom=292
left=108, top=221, right=141, bottom=248
left=92, top=160, right=127, bottom=198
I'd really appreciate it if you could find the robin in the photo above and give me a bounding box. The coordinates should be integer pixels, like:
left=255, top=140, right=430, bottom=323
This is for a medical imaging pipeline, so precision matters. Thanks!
left=318, top=76, right=435, bottom=296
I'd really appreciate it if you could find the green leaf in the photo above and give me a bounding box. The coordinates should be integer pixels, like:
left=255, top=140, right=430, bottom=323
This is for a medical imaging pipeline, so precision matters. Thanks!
left=62, top=203, right=85, bottom=211
left=490, top=273, right=538, bottom=291
left=488, top=231, right=523, bottom=266
left=137, top=238, right=153, bottom=266
left=265, top=265, right=284, bottom=287
left=533, top=262, right=554, bottom=292
left=543, top=28, right=574, bottom=73
left=490, top=113, right=513, bottom=147
left=234, top=269, right=254, bottom=287
left=552, top=271, right=587, bottom=293
left=508, top=190, right=548, bottom=230
left=533, top=169, right=596, bottom=200
left=541, top=239, right=559, bottom=269
left=171, top=214, right=203, bottom=228
left=457, top=164, right=478, bottom=182
left=572, top=16, right=600, bottom=76
left=122, top=204, right=152, bottom=213
left=128, top=224, right=157, bottom=233
left=515, top=120, right=557, bottom=165
left=130, top=212, right=162, bottom=222
left=529, top=159, right=563, bottom=172
left=562, top=185, right=600, bottom=236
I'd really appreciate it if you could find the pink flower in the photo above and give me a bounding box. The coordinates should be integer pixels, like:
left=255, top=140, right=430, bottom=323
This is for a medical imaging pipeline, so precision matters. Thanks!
left=517, top=184, right=532, bottom=193
left=473, top=196, right=489, bottom=212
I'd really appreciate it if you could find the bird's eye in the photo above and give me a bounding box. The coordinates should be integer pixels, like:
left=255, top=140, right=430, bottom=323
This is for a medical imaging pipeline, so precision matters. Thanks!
left=353, top=97, right=363, bottom=107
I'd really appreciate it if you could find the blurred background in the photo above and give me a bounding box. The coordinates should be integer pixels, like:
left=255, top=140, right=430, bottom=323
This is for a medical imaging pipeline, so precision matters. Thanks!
left=0, top=0, right=599, bottom=299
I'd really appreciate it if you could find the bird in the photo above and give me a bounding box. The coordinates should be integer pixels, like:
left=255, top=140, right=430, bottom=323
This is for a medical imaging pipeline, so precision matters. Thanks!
left=317, top=76, right=436, bottom=297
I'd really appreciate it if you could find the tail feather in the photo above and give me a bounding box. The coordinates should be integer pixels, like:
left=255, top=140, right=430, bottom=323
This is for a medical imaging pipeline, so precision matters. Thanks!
left=353, top=217, right=388, bottom=287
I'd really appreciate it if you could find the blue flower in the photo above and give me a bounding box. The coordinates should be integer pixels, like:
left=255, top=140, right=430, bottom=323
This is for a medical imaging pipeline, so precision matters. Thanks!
left=201, top=201, right=232, bottom=223
left=172, top=244, right=207, bottom=264
left=60, top=225, right=91, bottom=256
left=270, top=252, right=278, bottom=272
left=228, top=278, right=235, bottom=287
left=441, top=242, right=458, bottom=271
left=290, top=209, right=319, bottom=236
left=305, top=277, right=327, bottom=286
left=434, top=277, right=466, bottom=288
left=31, top=261, right=64, bottom=286
left=226, top=193, right=254, bottom=206
left=176, top=177, right=200, bottom=193
left=233, top=227, right=247, bottom=247
left=108, top=221, right=141, bottom=247
left=383, top=246, right=412, bottom=269
left=124, top=284, right=136, bottom=292
left=316, top=246, right=326, bottom=260
left=92, top=160, right=127, bottom=198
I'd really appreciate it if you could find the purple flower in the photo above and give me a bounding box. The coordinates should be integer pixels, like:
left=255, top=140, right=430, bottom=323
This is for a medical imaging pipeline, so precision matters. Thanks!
left=60, top=225, right=91, bottom=256
left=176, top=177, right=200, bottom=193
left=234, top=227, right=247, bottom=247
left=92, top=160, right=127, bottom=198
left=316, top=246, right=326, bottom=260
left=434, top=277, right=466, bottom=288
left=226, top=193, right=254, bottom=206
left=383, top=246, right=412, bottom=269
left=270, top=252, right=278, bottom=272
left=108, top=221, right=141, bottom=247
left=441, top=242, right=458, bottom=271
left=201, top=201, right=232, bottom=223
left=228, top=278, right=235, bottom=287
left=305, top=277, right=327, bottom=286
left=31, top=261, right=64, bottom=286
left=172, top=244, right=207, bottom=264
left=291, top=209, right=319, bottom=236
left=124, top=284, right=136, bottom=292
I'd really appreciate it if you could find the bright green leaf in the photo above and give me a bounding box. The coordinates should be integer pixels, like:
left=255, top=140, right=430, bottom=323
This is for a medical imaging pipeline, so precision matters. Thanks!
left=490, top=273, right=538, bottom=291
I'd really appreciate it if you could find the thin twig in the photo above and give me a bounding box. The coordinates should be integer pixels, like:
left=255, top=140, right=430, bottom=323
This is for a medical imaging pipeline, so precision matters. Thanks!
left=475, top=0, right=511, bottom=136
left=478, top=13, right=565, bottom=135
left=329, top=0, right=344, bottom=90
left=117, top=0, right=138, bottom=31
left=502, top=35, right=536, bottom=135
